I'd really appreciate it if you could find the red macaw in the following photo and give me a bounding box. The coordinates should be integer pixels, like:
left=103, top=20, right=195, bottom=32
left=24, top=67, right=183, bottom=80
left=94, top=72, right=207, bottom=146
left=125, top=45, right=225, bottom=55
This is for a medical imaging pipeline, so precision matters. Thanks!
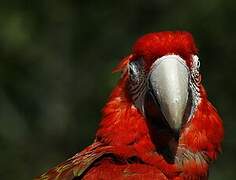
left=36, top=31, right=224, bottom=180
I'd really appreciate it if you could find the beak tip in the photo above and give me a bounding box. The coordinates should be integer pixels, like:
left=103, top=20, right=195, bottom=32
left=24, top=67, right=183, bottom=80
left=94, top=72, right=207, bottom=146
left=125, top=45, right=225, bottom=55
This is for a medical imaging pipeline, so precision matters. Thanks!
left=163, top=109, right=184, bottom=133
left=169, top=121, right=182, bottom=132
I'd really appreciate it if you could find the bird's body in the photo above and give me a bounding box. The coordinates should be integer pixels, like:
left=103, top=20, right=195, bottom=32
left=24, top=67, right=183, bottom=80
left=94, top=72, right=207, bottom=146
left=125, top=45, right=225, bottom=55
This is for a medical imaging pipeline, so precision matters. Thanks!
left=37, top=31, right=224, bottom=180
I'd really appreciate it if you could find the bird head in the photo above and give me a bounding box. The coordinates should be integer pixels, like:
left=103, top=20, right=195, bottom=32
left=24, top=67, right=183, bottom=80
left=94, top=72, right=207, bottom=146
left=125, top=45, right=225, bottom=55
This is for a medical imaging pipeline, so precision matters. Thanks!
left=114, top=31, right=201, bottom=137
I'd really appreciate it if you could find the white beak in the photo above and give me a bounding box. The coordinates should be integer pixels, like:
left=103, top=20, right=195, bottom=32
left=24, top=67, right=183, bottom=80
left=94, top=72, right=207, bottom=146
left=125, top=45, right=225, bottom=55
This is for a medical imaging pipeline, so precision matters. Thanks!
left=149, top=55, right=189, bottom=131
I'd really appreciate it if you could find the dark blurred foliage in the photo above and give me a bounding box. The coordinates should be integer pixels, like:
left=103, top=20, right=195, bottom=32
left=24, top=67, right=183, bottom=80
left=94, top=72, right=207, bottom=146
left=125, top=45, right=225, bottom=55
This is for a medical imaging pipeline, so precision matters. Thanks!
left=0, top=0, right=235, bottom=179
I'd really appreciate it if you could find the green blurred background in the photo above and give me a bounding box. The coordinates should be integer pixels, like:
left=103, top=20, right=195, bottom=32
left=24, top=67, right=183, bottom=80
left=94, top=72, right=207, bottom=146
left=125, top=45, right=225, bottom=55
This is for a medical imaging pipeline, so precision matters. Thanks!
left=0, top=0, right=235, bottom=179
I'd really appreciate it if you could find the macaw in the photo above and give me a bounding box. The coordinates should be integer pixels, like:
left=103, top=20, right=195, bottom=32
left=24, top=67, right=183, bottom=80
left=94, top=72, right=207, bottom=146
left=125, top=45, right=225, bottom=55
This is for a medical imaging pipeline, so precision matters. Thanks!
left=36, top=31, right=224, bottom=180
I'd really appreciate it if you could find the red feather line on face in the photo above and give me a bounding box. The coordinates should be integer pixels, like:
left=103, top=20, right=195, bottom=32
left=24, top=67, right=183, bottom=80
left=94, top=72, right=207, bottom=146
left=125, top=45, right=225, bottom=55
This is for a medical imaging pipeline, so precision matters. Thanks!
left=36, top=31, right=223, bottom=180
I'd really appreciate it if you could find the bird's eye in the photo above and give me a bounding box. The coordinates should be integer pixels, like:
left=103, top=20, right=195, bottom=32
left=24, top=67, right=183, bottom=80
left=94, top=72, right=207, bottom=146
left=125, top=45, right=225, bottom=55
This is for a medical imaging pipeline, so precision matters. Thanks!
left=128, top=57, right=146, bottom=86
left=197, top=60, right=200, bottom=69
left=191, top=55, right=201, bottom=85
left=129, top=65, right=135, bottom=75
left=129, top=64, right=139, bottom=82
left=128, top=58, right=143, bottom=82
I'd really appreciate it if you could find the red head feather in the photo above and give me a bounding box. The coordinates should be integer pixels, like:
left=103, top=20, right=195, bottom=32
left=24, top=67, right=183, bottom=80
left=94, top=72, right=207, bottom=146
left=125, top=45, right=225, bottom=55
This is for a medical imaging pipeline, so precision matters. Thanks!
left=113, top=31, right=198, bottom=72
left=133, top=31, right=198, bottom=67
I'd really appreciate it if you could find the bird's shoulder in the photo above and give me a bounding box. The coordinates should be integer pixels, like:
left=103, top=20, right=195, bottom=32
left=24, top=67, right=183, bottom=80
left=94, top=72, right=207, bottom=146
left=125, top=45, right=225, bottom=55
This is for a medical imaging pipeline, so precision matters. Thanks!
left=35, top=141, right=168, bottom=180
left=82, top=157, right=168, bottom=180
left=35, top=142, right=108, bottom=180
